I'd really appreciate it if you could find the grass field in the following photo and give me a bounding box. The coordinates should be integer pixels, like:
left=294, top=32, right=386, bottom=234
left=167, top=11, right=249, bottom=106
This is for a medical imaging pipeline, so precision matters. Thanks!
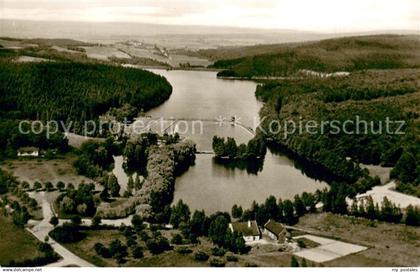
left=1, top=153, right=95, bottom=187
left=295, top=213, right=420, bottom=267
left=0, top=216, right=43, bottom=265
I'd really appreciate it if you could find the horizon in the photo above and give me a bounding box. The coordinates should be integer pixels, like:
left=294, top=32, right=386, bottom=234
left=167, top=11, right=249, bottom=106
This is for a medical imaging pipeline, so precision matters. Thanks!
left=2, top=0, right=419, bottom=33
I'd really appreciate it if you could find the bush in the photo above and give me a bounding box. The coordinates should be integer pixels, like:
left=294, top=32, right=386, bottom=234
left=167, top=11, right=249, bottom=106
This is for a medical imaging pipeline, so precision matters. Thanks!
left=94, top=243, right=111, bottom=258
left=171, top=233, right=184, bottom=245
left=176, top=247, right=192, bottom=254
left=49, top=224, right=84, bottom=243
left=194, top=251, right=209, bottom=261
left=132, top=246, right=144, bottom=259
left=211, top=247, right=226, bottom=257
left=209, top=258, right=226, bottom=267
left=226, top=255, right=238, bottom=262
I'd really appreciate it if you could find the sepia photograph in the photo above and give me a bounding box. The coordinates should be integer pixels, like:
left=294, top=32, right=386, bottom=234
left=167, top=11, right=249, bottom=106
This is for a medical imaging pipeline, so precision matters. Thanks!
left=0, top=0, right=419, bottom=270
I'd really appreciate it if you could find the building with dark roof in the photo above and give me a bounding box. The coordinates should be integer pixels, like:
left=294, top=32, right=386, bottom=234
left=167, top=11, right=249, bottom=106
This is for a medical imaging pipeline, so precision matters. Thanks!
left=263, top=219, right=288, bottom=242
left=229, top=220, right=261, bottom=242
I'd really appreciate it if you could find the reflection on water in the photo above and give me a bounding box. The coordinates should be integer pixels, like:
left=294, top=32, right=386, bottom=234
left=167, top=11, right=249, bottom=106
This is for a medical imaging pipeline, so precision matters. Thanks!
left=112, top=69, right=329, bottom=213
left=173, top=152, right=328, bottom=214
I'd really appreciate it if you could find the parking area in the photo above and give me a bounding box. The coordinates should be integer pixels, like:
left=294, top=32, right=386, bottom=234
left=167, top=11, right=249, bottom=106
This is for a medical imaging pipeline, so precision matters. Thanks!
left=293, top=234, right=367, bottom=263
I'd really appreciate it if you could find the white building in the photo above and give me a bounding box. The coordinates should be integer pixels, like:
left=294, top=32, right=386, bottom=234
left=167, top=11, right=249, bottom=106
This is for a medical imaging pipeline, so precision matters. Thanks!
left=17, top=147, right=39, bottom=157
left=229, top=220, right=261, bottom=242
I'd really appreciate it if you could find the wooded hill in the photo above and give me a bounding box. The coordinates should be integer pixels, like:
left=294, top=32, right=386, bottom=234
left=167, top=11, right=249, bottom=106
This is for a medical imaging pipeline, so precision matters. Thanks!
left=208, top=35, right=420, bottom=77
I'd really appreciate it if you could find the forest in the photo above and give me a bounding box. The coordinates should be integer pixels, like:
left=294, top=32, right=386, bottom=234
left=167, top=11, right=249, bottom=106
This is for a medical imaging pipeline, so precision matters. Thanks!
left=209, top=35, right=420, bottom=78
left=0, top=60, right=172, bottom=123
left=255, top=68, right=419, bottom=195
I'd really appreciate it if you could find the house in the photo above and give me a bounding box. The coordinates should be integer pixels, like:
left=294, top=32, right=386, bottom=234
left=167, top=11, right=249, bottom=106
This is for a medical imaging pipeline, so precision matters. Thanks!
left=263, top=219, right=288, bottom=242
left=17, top=147, right=39, bottom=157
left=229, top=220, right=261, bottom=242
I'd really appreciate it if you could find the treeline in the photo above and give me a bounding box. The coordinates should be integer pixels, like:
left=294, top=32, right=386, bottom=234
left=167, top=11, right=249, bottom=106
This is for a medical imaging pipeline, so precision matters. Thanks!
left=0, top=60, right=172, bottom=125
left=211, top=35, right=420, bottom=77
left=231, top=186, right=420, bottom=227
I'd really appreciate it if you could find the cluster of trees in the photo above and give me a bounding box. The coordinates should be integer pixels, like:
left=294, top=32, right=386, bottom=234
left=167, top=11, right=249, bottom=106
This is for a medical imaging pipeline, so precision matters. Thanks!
left=391, top=144, right=420, bottom=197
left=321, top=183, right=420, bottom=226
left=123, top=133, right=158, bottom=172
left=212, top=136, right=266, bottom=160
left=232, top=193, right=317, bottom=226
left=97, top=140, right=196, bottom=219
left=99, top=174, right=121, bottom=199
left=107, top=103, right=138, bottom=123
left=0, top=61, right=172, bottom=125
left=162, top=200, right=248, bottom=254
left=0, top=119, right=68, bottom=161
left=55, top=183, right=96, bottom=217
left=74, top=138, right=119, bottom=178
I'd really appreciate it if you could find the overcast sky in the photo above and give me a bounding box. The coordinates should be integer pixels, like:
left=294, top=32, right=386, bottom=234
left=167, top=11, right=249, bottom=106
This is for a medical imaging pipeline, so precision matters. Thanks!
left=1, top=0, right=419, bottom=32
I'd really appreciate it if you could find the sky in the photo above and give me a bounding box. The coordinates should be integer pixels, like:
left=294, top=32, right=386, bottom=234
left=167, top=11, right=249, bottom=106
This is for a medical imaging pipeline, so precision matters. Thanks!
left=1, top=0, right=419, bottom=32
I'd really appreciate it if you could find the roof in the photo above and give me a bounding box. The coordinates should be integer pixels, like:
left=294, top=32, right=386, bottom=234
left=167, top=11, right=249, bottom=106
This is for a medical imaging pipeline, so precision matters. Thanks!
left=264, top=219, right=285, bottom=236
left=230, top=220, right=260, bottom=236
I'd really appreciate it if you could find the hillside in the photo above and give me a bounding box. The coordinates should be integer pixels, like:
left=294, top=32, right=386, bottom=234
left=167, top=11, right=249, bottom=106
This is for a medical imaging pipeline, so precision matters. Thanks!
left=209, top=35, right=420, bottom=77
left=256, top=68, right=420, bottom=196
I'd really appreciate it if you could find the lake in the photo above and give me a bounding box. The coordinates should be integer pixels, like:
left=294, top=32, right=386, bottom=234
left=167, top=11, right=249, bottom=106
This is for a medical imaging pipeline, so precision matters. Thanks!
left=116, top=69, right=328, bottom=214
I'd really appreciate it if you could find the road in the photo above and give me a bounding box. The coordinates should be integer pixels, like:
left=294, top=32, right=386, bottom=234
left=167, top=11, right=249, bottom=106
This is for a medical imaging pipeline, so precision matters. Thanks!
left=27, top=192, right=94, bottom=267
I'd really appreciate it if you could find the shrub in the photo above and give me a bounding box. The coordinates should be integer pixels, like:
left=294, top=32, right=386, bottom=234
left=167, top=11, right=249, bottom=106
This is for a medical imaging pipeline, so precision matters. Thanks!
left=176, top=247, right=192, bottom=254
left=194, top=251, right=209, bottom=261
left=211, top=247, right=226, bottom=257
left=209, top=258, right=226, bottom=267
left=226, top=255, right=238, bottom=262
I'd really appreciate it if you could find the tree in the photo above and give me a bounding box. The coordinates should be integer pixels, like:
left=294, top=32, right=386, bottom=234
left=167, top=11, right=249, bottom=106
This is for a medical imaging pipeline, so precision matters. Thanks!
left=208, top=215, right=229, bottom=247
left=231, top=204, right=243, bottom=219
left=134, top=175, right=142, bottom=191
left=265, top=195, right=278, bottom=220
left=71, top=215, right=82, bottom=226
left=56, top=181, right=65, bottom=192
left=283, top=200, right=295, bottom=225
left=225, top=137, right=238, bottom=159
left=212, top=136, right=225, bottom=157
left=44, top=182, right=54, bottom=192
left=100, top=188, right=109, bottom=202
left=132, top=246, right=143, bottom=259
left=291, top=256, right=299, bottom=267
left=171, top=233, right=184, bottom=245
left=131, top=214, right=144, bottom=231
left=108, top=174, right=120, bottom=197
left=33, top=181, right=42, bottom=191
left=50, top=216, right=59, bottom=227
left=127, top=176, right=134, bottom=193
left=405, top=205, right=420, bottom=226
left=109, top=239, right=128, bottom=259
left=92, top=215, right=102, bottom=228
left=293, top=195, right=306, bottom=217
left=21, top=181, right=30, bottom=191
left=66, top=183, right=75, bottom=191
left=170, top=200, right=190, bottom=228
